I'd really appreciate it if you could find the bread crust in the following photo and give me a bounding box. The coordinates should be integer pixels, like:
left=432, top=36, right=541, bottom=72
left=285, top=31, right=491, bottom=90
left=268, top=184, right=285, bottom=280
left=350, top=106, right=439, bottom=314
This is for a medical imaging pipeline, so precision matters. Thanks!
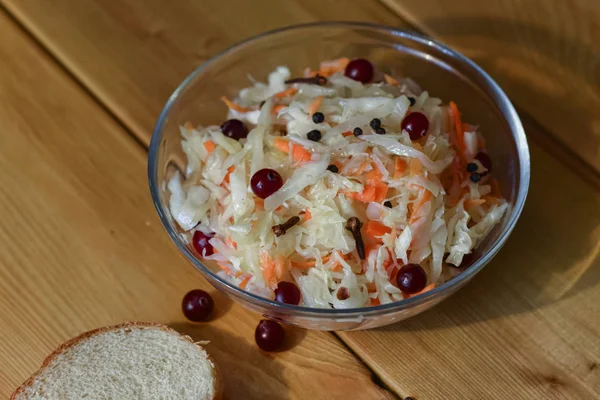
left=10, top=322, right=220, bottom=400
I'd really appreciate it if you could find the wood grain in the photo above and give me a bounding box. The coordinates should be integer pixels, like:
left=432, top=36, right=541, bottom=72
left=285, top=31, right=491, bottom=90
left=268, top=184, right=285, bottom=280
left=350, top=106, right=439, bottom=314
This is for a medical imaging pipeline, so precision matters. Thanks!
left=339, top=132, right=600, bottom=399
left=380, top=0, right=600, bottom=174
left=3, top=1, right=600, bottom=399
left=1, top=0, right=408, bottom=146
left=0, top=13, right=396, bottom=400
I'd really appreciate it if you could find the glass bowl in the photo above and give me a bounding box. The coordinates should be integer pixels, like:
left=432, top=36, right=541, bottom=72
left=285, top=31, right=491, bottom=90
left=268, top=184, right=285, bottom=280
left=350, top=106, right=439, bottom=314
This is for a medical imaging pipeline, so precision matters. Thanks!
left=148, top=22, right=530, bottom=330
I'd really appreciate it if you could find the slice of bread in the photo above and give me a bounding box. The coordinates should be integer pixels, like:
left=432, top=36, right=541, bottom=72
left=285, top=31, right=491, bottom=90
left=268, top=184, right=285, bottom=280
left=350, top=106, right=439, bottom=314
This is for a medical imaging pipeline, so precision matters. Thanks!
left=11, top=322, right=220, bottom=400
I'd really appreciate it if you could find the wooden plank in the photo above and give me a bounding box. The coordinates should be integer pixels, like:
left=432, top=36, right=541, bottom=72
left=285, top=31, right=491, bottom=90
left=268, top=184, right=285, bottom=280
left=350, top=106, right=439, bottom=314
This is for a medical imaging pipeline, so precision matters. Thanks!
left=337, top=130, right=600, bottom=399
left=380, top=0, right=600, bottom=173
left=0, top=13, right=397, bottom=400
left=2, top=0, right=407, bottom=146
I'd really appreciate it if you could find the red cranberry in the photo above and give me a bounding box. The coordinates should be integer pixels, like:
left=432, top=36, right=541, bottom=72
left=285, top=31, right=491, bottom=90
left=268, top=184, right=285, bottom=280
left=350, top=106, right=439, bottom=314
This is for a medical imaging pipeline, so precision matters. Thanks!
left=344, top=59, right=374, bottom=83
left=220, top=119, right=248, bottom=140
left=475, top=152, right=492, bottom=175
left=255, top=319, right=285, bottom=352
left=192, top=231, right=214, bottom=257
left=251, top=168, right=283, bottom=199
left=182, top=289, right=214, bottom=322
left=401, top=112, right=429, bottom=140
left=275, top=282, right=301, bottom=305
left=396, top=263, right=427, bottom=294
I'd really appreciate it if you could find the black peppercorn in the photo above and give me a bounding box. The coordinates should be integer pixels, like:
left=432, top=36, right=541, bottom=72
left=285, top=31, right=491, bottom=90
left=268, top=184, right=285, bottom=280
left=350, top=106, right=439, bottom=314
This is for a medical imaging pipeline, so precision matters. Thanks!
left=307, top=129, right=322, bottom=141
left=353, top=127, right=363, bottom=137
left=470, top=172, right=481, bottom=183
left=327, top=164, right=339, bottom=173
left=369, top=118, right=381, bottom=129
left=384, top=201, right=392, bottom=208
left=408, top=97, right=416, bottom=106
left=312, top=112, right=325, bottom=124
left=375, top=127, right=386, bottom=135
left=466, top=162, right=478, bottom=173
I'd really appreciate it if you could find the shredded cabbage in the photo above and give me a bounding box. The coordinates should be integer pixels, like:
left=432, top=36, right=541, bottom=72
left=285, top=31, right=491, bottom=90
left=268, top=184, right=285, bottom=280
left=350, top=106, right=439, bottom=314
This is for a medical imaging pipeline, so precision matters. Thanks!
left=168, top=61, right=509, bottom=308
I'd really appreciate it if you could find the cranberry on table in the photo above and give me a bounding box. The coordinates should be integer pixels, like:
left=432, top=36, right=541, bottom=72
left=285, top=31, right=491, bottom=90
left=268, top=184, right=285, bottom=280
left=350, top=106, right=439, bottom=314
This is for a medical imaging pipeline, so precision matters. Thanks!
left=255, top=319, right=285, bottom=352
left=192, top=230, right=214, bottom=257
left=182, top=289, right=214, bottom=322
left=275, top=281, right=301, bottom=305
left=401, top=112, right=429, bottom=140
left=396, top=263, right=427, bottom=294
left=475, top=151, right=493, bottom=174
left=344, top=58, right=374, bottom=83
left=251, top=168, right=283, bottom=199
left=220, top=119, right=248, bottom=140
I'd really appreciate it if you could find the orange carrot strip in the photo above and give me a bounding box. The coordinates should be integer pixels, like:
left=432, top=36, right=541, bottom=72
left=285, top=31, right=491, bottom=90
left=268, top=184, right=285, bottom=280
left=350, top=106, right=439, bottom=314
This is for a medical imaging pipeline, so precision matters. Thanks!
left=346, top=186, right=376, bottom=202
left=303, top=209, right=312, bottom=221
left=274, top=257, right=286, bottom=281
left=223, top=165, right=235, bottom=184
left=384, top=74, right=399, bottom=86
left=409, top=158, right=422, bottom=175
left=342, top=131, right=353, bottom=137
left=203, top=140, right=216, bottom=153
left=260, top=251, right=278, bottom=289
left=272, top=104, right=286, bottom=114
left=319, top=57, right=350, bottom=76
left=394, top=158, right=407, bottom=179
left=291, top=252, right=349, bottom=269
left=409, top=189, right=433, bottom=224
left=482, top=195, right=502, bottom=206
left=273, top=137, right=290, bottom=153
left=365, top=220, right=392, bottom=239
left=405, top=283, right=436, bottom=299
left=331, top=263, right=342, bottom=272
left=370, top=297, right=381, bottom=306
left=239, top=275, right=252, bottom=290
left=464, top=198, right=486, bottom=209
left=225, top=236, right=237, bottom=249
left=274, top=87, right=298, bottom=98
left=292, top=145, right=312, bottom=163
left=307, top=96, right=324, bottom=115
left=221, top=96, right=253, bottom=113
left=373, top=182, right=389, bottom=203
left=449, top=101, right=465, bottom=152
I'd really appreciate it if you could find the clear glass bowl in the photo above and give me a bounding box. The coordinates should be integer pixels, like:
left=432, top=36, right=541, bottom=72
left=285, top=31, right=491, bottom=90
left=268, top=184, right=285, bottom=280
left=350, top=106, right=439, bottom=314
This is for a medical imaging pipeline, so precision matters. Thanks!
left=148, top=22, right=530, bottom=330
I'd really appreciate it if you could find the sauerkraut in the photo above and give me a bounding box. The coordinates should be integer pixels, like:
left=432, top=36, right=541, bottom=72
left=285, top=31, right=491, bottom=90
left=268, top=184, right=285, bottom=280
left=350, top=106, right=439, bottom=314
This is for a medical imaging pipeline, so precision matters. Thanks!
left=168, top=58, right=508, bottom=308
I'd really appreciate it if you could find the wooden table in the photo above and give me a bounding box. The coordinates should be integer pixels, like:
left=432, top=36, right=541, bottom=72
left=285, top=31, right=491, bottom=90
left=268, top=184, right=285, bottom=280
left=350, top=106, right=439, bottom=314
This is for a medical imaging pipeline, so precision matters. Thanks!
left=0, top=1, right=598, bottom=399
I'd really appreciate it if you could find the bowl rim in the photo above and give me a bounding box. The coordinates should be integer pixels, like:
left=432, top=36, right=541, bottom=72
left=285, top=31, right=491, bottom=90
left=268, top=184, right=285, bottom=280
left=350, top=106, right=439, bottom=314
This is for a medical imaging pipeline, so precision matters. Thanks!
left=148, top=21, right=530, bottom=317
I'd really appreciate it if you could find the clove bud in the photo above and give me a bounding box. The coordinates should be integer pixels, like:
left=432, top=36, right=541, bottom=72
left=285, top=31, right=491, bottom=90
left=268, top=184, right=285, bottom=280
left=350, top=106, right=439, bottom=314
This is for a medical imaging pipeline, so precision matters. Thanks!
left=272, top=216, right=301, bottom=237
left=284, top=75, right=328, bottom=86
left=345, top=217, right=366, bottom=260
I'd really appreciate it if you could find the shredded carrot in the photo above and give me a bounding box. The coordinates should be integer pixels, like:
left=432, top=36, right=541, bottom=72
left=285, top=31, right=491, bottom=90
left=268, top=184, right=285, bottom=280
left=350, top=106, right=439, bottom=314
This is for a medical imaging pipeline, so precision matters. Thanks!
left=274, top=87, right=298, bottom=99
left=482, top=195, right=502, bottom=205
left=217, top=262, right=232, bottom=275
left=409, top=189, right=433, bottom=224
left=354, top=161, right=371, bottom=175
left=373, top=182, right=389, bottom=203
left=365, top=282, right=377, bottom=293
left=239, top=275, right=252, bottom=290
left=331, top=263, right=342, bottom=272
left=365, top=220, right=392, bottom=239
left=292, top=145, right=312, bottom=163
left=303, top=209, right=312, bottom=221
left=307, top=96, right=323, bottom=115
left=254, top=198, right=264, bottom=211
left=365, top=168, right=383, bottom=185
left=221, top=96, right=253, bottom=113
left=409, top=158, right=422, bottom=175
left=260, top=251, right=278, bottom=289
left=342, top=131, right=354, bottom=137
left=291, top=252, right=350, bottom=269
left=346, top=186, right=376, bottom=203
left=449, top=101, right=465, bottom=151
left=370, top=297, right=381, bottom=306
left=394, top=158, right=407, bottom=179
left=203, top=140, right=216, bottom=153
left=464, top=198, right=486, bottom=209
left=225, top=236, right=237, bottom=249
left=273, top=137, right=290, bottom=153
left=405, top=283, right=436, bottom=299
left=272, top=104, right=286, bottom=114
left=223, top=165, right=235, bottom=184
left=274, top=257, right=286, bottom=281
left=384, top=73, right=399, bottom=86
left=318, top=57, right=350, bottom=77
left=183, top=121, right=195, bottom=131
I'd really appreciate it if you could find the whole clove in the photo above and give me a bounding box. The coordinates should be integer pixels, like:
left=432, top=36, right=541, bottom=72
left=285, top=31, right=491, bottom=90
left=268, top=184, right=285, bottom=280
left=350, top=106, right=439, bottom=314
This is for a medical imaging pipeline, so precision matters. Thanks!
left=345, top=217, right=366, bottom=260
left=272, top=216, right=301, bottom=237
left=284, top=75, right=328, bottom=86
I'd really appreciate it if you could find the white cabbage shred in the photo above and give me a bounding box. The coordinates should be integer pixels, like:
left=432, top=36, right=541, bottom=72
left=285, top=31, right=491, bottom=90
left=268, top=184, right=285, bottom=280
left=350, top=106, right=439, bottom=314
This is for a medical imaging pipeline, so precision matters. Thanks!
left=167, top=61, right=509, bottom=308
